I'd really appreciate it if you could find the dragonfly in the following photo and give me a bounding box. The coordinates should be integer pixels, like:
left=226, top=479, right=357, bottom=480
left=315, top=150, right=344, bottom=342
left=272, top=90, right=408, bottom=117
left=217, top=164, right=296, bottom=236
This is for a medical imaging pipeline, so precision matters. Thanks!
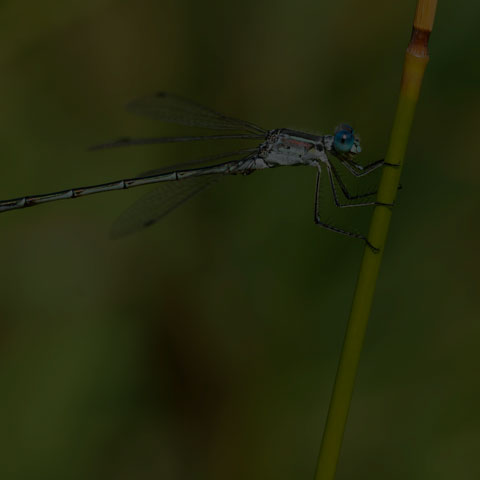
left=0, top=92, right=390, bottom=251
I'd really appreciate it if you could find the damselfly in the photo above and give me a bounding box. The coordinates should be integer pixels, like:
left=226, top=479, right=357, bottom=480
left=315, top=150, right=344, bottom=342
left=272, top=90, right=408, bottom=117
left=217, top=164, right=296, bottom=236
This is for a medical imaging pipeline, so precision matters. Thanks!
left=0, top=92, right=389, bottom=251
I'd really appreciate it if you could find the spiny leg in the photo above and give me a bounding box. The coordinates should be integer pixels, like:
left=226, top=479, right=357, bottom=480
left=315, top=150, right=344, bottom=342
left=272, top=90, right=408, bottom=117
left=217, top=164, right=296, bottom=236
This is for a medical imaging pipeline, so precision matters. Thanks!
left=329, top=163, right=378, bottom=202
left=313, top=166, right=379, bottom=253
left=342, top=158, right=401, bottom=177
left=328, top=163, right=394, bottom=207
left=340, top=158, right=384, bottom=177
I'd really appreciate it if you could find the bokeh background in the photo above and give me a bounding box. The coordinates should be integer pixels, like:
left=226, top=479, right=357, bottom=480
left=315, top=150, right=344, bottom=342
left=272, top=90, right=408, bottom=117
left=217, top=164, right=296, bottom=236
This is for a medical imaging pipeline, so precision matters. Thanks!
left=0, top=1, right=479, bottom=479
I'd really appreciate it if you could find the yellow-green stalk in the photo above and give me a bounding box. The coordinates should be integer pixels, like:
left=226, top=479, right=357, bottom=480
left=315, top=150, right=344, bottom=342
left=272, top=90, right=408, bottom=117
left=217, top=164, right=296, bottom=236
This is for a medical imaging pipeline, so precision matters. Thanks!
left=314, top=1, right=438, bottom=479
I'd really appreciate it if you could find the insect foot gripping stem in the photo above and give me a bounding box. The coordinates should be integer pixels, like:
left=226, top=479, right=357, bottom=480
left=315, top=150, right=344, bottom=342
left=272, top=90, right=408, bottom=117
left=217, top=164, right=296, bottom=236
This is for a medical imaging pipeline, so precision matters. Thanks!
left=365, top=239, right=380, bottom=254
left=383, top=161, right=401, bottom=167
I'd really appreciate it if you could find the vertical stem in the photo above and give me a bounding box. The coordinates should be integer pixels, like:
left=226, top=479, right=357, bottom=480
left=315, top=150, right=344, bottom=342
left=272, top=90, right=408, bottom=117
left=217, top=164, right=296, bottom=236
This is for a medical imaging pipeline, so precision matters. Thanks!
left=314, top=2, right=438, bottom=479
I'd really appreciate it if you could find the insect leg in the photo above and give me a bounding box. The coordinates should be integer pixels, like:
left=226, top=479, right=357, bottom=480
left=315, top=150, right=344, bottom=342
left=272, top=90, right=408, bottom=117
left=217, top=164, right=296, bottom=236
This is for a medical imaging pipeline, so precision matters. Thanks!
left=313, top=166, right=380, bottom=253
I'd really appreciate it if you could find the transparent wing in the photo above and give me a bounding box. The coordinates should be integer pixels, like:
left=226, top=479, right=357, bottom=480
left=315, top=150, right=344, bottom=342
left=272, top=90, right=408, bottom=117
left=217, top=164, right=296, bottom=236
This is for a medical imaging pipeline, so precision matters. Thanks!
left=89, top=133, right=264, bottom=151
left=137, top=147, right=257, bottom=177
left=127, top=91, right=266, bottom=134
left=110, top=175, right=220, bottom=239
left=111, top=148, right=257, bottom=238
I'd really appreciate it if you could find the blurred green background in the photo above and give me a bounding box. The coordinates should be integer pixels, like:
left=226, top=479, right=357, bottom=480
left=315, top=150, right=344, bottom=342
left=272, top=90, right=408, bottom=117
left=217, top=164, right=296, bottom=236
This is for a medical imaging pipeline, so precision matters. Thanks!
left=0, top=1, right=479, bottom=479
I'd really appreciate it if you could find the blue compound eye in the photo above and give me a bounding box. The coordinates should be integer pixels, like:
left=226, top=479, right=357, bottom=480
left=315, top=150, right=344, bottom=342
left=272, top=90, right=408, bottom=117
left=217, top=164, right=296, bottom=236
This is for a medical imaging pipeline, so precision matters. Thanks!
left=334, top=125, right=355, bottom=153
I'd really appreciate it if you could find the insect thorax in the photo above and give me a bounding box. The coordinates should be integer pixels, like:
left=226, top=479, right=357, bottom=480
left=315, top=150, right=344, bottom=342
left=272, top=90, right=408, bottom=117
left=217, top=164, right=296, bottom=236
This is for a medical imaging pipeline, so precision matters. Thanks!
left=260, top=129, right=325, bottom=168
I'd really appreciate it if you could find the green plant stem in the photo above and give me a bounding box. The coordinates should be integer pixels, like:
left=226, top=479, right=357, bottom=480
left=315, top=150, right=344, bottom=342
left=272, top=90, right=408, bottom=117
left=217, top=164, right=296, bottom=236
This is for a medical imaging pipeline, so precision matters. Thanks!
left=314, top=1, right=437, bottom=478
